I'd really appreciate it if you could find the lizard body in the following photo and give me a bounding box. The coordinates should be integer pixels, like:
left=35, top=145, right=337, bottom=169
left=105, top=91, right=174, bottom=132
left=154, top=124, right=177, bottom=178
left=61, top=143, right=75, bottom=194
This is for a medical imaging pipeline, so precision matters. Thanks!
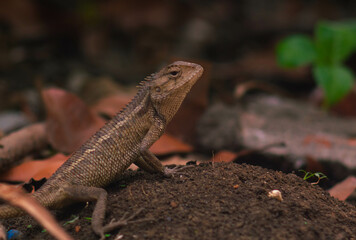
left=0, top=61, right=203, bottom=238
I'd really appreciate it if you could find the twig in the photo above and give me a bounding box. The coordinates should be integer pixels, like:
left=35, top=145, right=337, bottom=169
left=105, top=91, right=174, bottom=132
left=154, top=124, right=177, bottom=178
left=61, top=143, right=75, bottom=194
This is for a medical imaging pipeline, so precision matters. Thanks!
left=0, top=123, right=48, bottom=172
left=0, top=183, right=73, bottom=240
left=0, top=224, right=6, bottom=240
left=141, top=185, right=148, bottom=197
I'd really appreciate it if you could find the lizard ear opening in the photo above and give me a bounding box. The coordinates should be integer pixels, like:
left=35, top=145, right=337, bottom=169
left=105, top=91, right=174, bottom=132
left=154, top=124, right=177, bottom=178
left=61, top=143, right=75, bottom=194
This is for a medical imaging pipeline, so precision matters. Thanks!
left=155, top=86, right=161, bottom=93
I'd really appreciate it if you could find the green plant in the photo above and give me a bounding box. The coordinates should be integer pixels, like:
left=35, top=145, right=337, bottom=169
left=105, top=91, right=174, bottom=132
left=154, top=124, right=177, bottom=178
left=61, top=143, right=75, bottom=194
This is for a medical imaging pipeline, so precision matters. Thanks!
left=299, top=169, right=328, bottom=185
left=276, top=20, right=356, bottom=108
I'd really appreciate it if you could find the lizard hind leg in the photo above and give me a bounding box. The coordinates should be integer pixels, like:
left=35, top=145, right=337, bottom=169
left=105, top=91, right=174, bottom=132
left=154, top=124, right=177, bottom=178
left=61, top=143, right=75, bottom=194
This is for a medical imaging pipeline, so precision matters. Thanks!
left=63, top=185, right=149, bottom=240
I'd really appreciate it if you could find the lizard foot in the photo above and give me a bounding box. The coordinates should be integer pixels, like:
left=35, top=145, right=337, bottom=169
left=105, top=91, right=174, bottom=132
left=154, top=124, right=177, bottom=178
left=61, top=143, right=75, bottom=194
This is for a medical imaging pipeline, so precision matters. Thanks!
left=99, top=208, right=152, bottom=240
left=163, top=165, right=193, bottom=177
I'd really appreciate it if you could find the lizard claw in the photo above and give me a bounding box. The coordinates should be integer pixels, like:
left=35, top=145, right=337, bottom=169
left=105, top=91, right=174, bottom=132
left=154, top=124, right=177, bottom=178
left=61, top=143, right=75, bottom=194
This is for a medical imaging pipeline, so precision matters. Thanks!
left=163, top=165, right=193, bottom=177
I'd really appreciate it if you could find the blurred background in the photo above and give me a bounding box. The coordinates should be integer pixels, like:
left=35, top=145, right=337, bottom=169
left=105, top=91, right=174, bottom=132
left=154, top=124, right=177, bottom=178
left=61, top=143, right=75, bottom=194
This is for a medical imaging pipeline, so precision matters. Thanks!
left=1, top=0, right=356, bottom=103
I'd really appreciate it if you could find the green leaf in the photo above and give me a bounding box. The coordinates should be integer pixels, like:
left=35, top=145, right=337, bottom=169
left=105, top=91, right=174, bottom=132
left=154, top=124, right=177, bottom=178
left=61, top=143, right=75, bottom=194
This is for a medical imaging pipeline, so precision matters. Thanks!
left=314, top=172, right=327, bottom=179
left=276, top=34, right=316, bottom=68
left=315, top=21, right=356, bottom=65
left=313, top=65, right=354, bottom=107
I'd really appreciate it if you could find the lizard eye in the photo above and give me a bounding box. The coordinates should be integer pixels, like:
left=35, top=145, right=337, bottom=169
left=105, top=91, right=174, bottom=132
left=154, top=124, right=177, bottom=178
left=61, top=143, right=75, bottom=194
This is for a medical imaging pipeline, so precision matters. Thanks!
left=169, top=70, right=180, bottom=77
left=155, top=86, right=161, bottom=92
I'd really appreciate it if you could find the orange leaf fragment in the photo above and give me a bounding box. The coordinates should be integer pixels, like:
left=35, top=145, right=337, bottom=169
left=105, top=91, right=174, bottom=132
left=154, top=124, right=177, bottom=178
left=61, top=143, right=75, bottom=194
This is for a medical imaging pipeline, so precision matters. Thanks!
left=347, top=138, right=356, bottom=146
left=0, top=153, right=68, bottom=182
left=328, top=176, right=356, bottom=201
left=211, top=150, right=238, bottom=163
left=75, top=226, right=81, bottom=233
left=302, top=135, right=332, bottom=148
left=92, top=94, right=133, bottom=118
left=150, top=134, right=193, bottom=155
left=42, top=88, right=105, bottom=153
left=170, top=201, right=178, bottom=208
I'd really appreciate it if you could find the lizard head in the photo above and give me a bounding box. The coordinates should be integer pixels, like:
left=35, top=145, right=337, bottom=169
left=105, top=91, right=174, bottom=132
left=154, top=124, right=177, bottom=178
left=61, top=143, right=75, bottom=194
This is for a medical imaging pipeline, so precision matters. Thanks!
left=147, top=61, right=203, bottom=122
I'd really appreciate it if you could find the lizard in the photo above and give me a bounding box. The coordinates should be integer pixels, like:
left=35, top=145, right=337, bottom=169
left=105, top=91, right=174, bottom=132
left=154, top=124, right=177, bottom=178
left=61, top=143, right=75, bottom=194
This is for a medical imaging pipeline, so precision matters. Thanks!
left=0, top=61, right=203, bottom=239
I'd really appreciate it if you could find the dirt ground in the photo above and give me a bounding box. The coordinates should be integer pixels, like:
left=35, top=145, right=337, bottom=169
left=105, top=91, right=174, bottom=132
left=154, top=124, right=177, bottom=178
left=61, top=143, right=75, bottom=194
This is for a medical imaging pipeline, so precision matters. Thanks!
left=3, top=162, right=356, bottom=240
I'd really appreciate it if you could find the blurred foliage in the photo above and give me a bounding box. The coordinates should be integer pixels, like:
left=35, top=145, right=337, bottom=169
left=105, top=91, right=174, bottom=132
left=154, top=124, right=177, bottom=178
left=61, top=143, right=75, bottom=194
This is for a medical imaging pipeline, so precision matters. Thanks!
left=277, top=20, right=356, bottom=108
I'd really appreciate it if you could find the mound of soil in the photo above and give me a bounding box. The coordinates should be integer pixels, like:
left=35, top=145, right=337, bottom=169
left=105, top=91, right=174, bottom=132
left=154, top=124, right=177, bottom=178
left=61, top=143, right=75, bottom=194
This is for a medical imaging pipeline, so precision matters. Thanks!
left=4, top=162, right=356, bottom=239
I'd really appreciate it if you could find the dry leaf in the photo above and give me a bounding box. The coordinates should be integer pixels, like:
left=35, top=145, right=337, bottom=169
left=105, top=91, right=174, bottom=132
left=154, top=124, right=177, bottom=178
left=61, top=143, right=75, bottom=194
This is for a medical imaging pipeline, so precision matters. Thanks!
left=211, top=150, right=238, bottom=163
left=328, top=176, right=356, bottom=201
left=42, top=88, right=105, bottom=153
left=302, top=135, right=332, bottom=148
left=150, top=133, right=193, bottom=155
left=0, top=153, right=68, bottom=182
left=92, top=94, right=133, bottom=118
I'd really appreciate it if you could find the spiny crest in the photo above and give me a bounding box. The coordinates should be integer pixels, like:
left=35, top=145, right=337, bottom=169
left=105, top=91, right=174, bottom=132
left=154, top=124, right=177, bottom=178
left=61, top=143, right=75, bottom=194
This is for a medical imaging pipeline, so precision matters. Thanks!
left=135, top=72, right=157, bottom=90
left=144, top=72, right=157, bottom=82
left=113, top=72, right=155, bottom=121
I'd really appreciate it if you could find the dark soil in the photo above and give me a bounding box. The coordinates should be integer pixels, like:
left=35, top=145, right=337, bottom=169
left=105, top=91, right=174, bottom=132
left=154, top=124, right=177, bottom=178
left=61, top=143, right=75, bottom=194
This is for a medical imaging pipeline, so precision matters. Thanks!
left=4, top=162, right=356, bottom=240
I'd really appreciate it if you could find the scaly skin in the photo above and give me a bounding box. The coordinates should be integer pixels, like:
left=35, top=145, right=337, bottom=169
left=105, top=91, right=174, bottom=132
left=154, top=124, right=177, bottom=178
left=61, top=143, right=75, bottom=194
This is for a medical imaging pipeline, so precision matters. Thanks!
left=0, top=61, right=203, bottom=238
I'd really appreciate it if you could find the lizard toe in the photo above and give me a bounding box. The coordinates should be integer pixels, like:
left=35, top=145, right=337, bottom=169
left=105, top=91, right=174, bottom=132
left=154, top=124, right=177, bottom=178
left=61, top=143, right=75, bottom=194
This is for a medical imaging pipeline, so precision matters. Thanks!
left=163, top=165, right=193, bottom=177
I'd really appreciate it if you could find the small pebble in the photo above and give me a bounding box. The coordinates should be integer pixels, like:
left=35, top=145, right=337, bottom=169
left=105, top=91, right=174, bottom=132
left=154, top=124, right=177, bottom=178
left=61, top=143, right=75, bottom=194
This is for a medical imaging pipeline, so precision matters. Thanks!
left=268, top=189, right=283, bottom=201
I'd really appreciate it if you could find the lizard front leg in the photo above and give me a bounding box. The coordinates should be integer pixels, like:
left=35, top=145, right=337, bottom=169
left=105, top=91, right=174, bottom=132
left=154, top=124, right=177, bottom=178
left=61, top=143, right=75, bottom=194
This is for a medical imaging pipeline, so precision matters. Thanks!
left=135, top=116, right=165, bottom=174
left=64, top=186, right=145, bottom=240
left=136, top=117, right=190, bottom=176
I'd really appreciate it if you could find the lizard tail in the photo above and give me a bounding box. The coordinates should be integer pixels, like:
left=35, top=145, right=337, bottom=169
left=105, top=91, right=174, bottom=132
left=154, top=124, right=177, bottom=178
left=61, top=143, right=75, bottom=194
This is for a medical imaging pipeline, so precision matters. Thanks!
left=0, top=204, right=25, bottom=218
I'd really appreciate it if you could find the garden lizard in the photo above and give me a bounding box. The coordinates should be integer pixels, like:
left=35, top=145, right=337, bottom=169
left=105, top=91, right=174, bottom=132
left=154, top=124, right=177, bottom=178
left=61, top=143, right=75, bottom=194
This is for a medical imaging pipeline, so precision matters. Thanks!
left=0, top=61, right=203, bottom=239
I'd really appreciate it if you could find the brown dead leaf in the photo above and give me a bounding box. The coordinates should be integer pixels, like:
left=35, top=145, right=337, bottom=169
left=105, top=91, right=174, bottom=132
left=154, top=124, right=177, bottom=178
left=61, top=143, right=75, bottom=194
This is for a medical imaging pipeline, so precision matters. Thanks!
left=92, top=94, right=133, bottom=118
left=211, top=150, right=238, bottom=163
left=0, top=153, right=68, bottom=182
left=150, top=133, right=193, bottom=155
left=328, top=176, right=356, bottom=201
left=305, top=155, right=325, bottom=174
left=302, top=135, right=332, bottom=148
left=42, top=88, right=105, bottom=153
left=347, top=138, right=356, bottom=146
left=80, top=77, right=136, bottom=105
left=170, top=201, right=178, bottom=208
left=75, top=226, right=81, bottom=233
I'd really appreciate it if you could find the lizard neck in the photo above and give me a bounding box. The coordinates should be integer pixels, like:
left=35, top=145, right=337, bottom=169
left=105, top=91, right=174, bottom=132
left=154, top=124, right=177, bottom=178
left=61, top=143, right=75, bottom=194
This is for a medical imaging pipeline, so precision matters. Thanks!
left=112, top=85, right=151, bottom=129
